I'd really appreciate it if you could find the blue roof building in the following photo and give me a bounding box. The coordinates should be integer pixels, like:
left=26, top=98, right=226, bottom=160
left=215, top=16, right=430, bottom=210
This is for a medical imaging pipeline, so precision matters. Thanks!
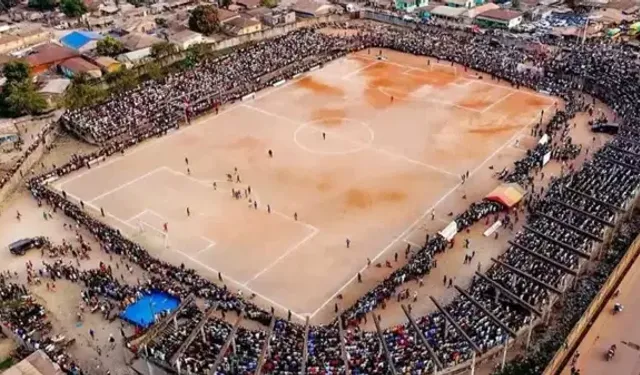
left=59, top=30, right=103, bottom=52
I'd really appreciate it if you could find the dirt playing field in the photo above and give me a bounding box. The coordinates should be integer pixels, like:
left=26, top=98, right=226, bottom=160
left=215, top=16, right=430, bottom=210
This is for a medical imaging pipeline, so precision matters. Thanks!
left=52, top=49, right=555, bottom=323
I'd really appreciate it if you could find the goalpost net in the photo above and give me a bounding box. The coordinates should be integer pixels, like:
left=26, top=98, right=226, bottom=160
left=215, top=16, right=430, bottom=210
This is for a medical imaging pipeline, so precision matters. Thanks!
left=136, top=220, right=170, bottom=249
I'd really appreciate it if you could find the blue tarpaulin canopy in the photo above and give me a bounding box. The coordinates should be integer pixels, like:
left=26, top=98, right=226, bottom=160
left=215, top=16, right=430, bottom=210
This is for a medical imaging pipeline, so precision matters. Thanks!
left=120, top=291, right=180, bottom=328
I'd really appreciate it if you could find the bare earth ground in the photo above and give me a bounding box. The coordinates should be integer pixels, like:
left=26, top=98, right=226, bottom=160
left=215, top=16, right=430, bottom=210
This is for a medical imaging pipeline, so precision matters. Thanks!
left=0, top=49, right=613, bottom=375
left=560, top=253, right=640, bottom=375
left=51, top=49, right=556, bottom=324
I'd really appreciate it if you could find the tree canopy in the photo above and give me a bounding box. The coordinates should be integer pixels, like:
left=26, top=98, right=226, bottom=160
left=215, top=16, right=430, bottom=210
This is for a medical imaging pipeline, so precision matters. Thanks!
left=3, top=61, right=30, bottom=84
left=96, top=36, right=125, bottom=57
left=261, top=0, right=277, bottom=8
left=188, top=5, right=220, bottom=35
left=0, top=61, right=47, bottom=117
left=60, top=0, right=87, bottom=17
left=150, top=41, right=177, bottom=60
left=27, top=0, right=56, bottom=11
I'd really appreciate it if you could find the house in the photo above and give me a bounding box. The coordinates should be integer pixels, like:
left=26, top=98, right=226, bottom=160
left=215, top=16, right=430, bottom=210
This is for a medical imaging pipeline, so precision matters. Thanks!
left=60, top=57, right=103, bottom=78
left=218, top=8, right=241, bottom=24
left=395, top=0, right=427, bottom=11
left=39, top=78, right=71, bottom=107
left=236, top=0, right=262, bottom=9
left=87, top=16, right=115, bottom=28
left=0, top=28, right=51, bottom=54
left=475, top=8, right=523, bottom=28
left=26, top=43, right=78, bottom=74
left=429, top=5, right=467, bottom=19
left=168, top=29, right=204, bottom=50
left=464, top=2, right=499, bottom=19
left=446, top=0, right=474, bottom=8
left=269, top=9, right=296, bottom=25
left=292, top=0, right=336, bottom=17
left=4, top=350, right=65, bottom=375
left=60, top=30, right=103, bottom=53
left=120, top=18, right=156, bottom=33
left=93, top=55, right=122, bottom=73
left=116, top=32, right=164, bottom=64
left=225, top=15, right=262, bottom=35
left=119, top=32, right=164, bottom=52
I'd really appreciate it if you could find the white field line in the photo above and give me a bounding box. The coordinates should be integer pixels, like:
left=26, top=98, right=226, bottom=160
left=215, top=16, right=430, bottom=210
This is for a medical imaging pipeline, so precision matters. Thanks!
left=88, top=167, right=167, bottom=203
left=243, top=104, right=459, bottom=180
left=173, top=248, right=306, bottom=321
left=244, top=226, right=319, bottom=286
left=341, top=60, right=379, bottom=80
left=308, top=102, right=554, bottom=319
left=481, top=92, right=516, bottom=114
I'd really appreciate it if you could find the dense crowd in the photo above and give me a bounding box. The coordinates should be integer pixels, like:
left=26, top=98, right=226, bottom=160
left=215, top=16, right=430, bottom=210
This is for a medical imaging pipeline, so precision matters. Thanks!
left=0, top=279, right=83, bottom=374
left=13, top=18, right=640, bottom=375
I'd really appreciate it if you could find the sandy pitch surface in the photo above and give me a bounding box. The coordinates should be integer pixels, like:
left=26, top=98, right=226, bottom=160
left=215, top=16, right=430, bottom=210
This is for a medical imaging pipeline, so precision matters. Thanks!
left=52, top=49, right=554, bottom=323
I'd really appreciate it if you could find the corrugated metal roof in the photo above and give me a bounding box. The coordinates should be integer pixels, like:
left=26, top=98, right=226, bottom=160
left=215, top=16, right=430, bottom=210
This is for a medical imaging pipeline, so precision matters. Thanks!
left=26, top=43, right=78, bottom=67
left=430, top=5, right=467, bottom=18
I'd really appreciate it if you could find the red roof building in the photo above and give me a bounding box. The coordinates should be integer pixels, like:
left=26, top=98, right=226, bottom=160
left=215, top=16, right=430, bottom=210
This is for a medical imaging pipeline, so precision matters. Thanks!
left=26, top=43, right=78, bottom=74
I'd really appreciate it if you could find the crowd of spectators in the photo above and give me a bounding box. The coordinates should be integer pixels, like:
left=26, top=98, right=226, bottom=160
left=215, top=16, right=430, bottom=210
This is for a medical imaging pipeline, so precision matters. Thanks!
left=12, top=19, right=640, bottom=375
left=0, top=279, right=83, bottom=374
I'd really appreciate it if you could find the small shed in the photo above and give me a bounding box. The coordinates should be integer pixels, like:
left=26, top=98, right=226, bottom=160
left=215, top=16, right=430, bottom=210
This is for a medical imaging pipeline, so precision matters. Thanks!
left=39, top=78, right=71, bottom=106
left=93, top=56, right=122, bottom=73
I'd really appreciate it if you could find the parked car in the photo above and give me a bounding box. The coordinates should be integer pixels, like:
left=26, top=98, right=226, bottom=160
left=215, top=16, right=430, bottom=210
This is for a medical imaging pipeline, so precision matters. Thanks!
left=8, top=237, right=48, bottom=255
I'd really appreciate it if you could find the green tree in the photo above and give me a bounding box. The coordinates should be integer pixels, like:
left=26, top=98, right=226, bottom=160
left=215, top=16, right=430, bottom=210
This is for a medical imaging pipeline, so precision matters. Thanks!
left=143, top=62, right=164, bottom=80
left=260, top=0, right=277, bottom=8
left=188, top=5, right=220, bottom=35
left=1, top=81, right=47, bottom=116
left=0, top=0, right=20, bottom=10
left=511, top=0, right=520, bottom=9
left=2, top=61, right=30, bottom=84
left=150, top=41, right=177, bottom=60
left=105, top=67, right=139, bottom=92
left=60, top=0, right=87, bottom=17
left=28, top=0, right=56, bottom=11
left=96, top=36, right=125, bottom=56
left=64, top=79, right=108, bottom=109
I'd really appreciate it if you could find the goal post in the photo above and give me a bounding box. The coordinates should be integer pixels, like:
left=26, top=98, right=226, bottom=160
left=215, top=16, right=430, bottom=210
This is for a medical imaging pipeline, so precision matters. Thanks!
left=137, top=220, right=170, bottom=249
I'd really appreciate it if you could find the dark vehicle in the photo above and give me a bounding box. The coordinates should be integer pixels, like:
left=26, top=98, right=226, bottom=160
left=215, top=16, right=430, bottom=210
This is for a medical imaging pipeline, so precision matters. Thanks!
left=591, top=122, right=619, bottom=135
left=8, top=237, right=47, bottom=255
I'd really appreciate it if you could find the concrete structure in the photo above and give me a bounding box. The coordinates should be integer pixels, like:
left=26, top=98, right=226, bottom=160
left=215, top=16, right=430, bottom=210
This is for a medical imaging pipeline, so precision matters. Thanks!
left=225, top=15, right=263, bottom=35
left=60, top=56, right=103, bottom=78
left=0, top=28, right=51, bottom=54
left=26, top=43, right=78, bottom=75
left=395, top=0, right=428, bottom=11
left=292, top=0, right=336, bottom=17
left=429, top=5, right=467, bottom=19
left=59, top=30, right=103, bottom=53
left=119, top=32, right=164, bottom=52
left=168, top=29, right=204, bottom=50
left=4, top=350, right=64, bottom=375
left=475, top=8, right=523, bottom=28
left=39, top=78, right=71, bottom=107
left=446, top=0, right=474, bottom=8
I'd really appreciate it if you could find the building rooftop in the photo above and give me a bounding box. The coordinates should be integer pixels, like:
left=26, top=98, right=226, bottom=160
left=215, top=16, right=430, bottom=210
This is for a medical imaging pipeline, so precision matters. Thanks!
left=226, top=15, right=262, bottom=29
left=26, top=43, right=78, bottom=67
left=119, top=32, right=164, bottom=50
left=477, top=8, right=522, bottom=21
left=59, top=30, right=103, bottom=50
left=39, top=78, right=71, bottom=95
left=60, top=56, right=101, bottom=73
left=168, top=29, right=202, bottom=44
left=4, top=350, right=64, bottom=375
left=430, top=5, right=467, bottom=18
